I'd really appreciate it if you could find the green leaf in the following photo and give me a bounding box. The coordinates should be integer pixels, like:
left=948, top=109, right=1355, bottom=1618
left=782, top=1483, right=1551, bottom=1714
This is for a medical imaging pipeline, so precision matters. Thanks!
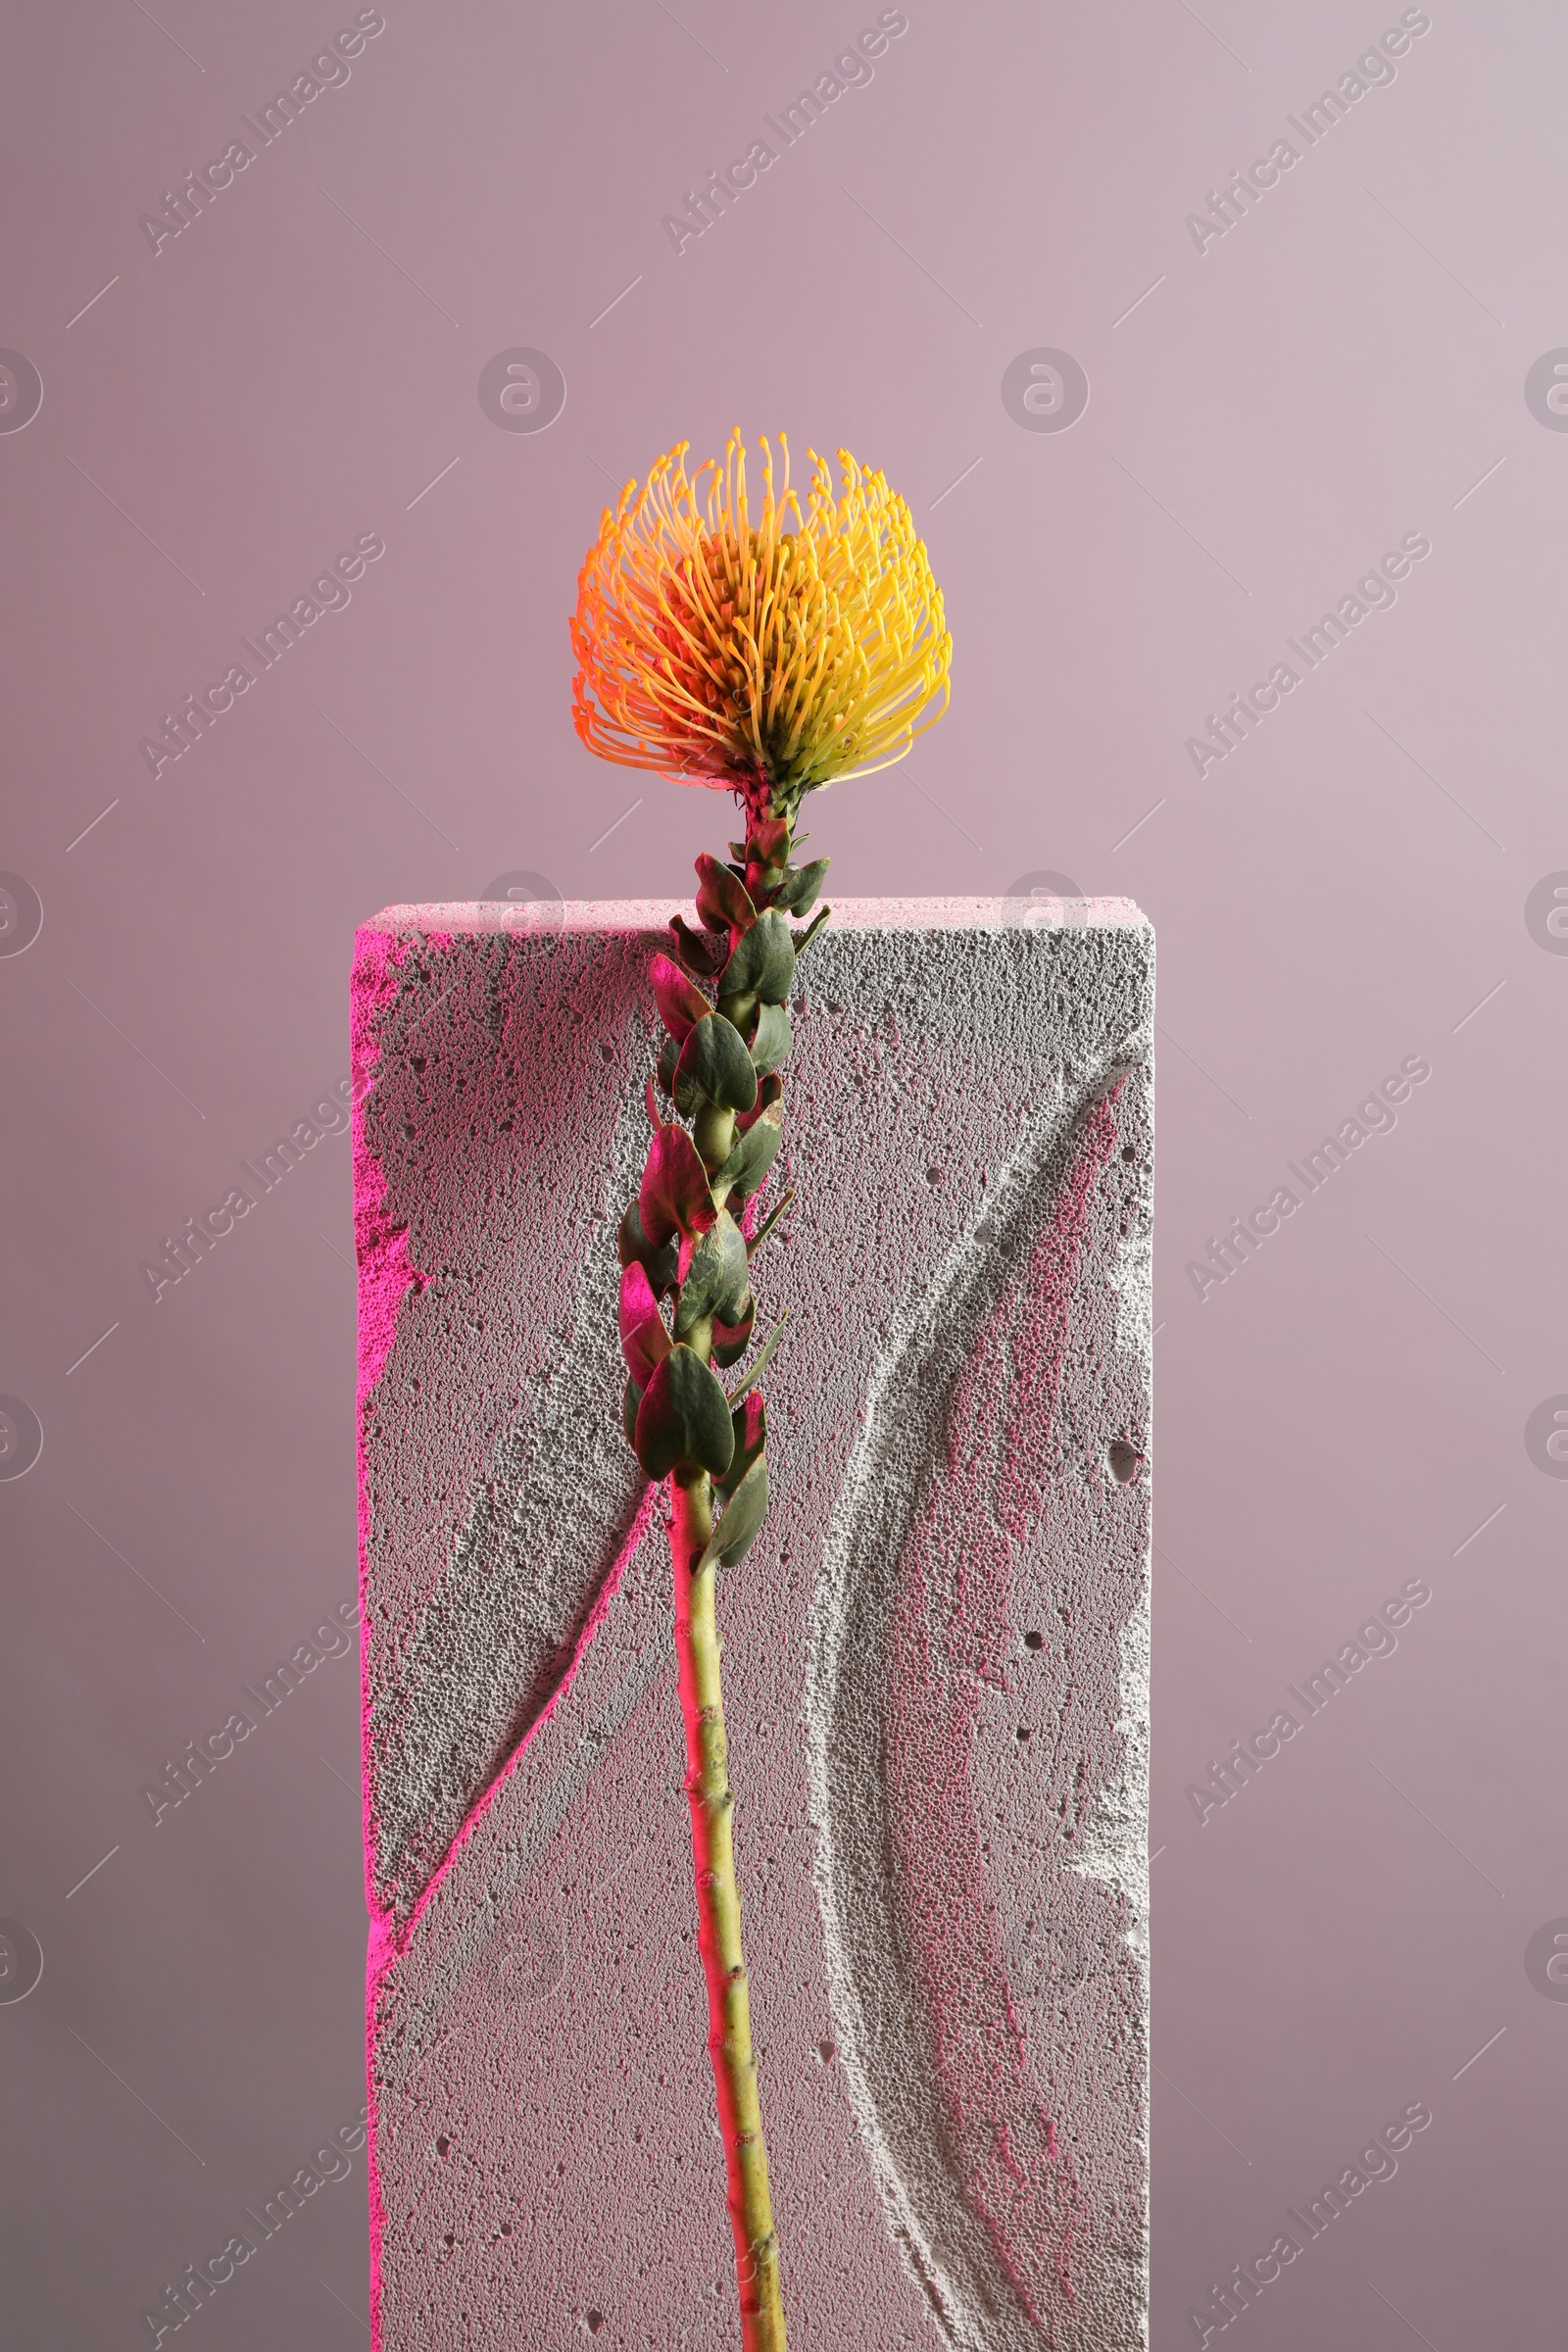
left=748, top=1002, right=792, bottom=1076
left=745, top=1186, right=793, bottom=1258
left=623, top=1377, right=643, bottom=1448
left=736, top=1071, right=782, bottom=1132
left=700, top=1454, right=770, bottom=1571
left=650, top=953, right=710, bottom=1045
left=657, top=1034, right=679, bottom=1096
left=675, top=1210, right=750, bottom=1337
left=640, top=1124, right=718, bottom=1249
left=711, top=1297, right=756, bottom=1367
left=728, top=1314, right=787, bottom=1406
left=719, top=908, right=795, bottom=1007
left=673, top=1012, right=759, bottom=1118
left=792, top=904, right=831, bottom=958
left=668, top=914, right=726, bottom=979
left=695, top=855, right=757, bottom=936
left=634, top=1345, right=737, bottom=1480
left=712, top=1110, right=782, bottom=1200
left=775, top=858, right=829, bottom=916
left=617, top=1202, right=679, bottom=1296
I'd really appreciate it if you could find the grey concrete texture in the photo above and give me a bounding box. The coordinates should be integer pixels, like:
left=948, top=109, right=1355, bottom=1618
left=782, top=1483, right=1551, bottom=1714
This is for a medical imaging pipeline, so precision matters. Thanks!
left=354, top=896, right=1153, bottom=2350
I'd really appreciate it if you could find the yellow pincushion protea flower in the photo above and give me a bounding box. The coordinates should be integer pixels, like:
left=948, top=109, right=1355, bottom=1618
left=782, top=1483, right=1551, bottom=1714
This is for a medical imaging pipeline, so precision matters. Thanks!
left=570, top=430, right=951, bottom=809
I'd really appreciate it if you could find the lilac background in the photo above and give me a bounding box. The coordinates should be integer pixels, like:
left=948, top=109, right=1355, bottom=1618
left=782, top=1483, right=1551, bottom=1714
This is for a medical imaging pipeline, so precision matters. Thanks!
left=1, top=1, right=1564, bottom=2344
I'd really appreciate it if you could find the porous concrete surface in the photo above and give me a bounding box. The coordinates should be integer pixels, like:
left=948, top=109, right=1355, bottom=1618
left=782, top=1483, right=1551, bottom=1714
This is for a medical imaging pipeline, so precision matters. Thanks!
left=353, top=896, right=1152, bottom=2352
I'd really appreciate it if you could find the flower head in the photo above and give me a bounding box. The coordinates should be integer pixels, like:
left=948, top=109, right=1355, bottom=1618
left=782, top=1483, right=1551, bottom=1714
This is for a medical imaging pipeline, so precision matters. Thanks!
left=571, top=431, right=951, bottom=811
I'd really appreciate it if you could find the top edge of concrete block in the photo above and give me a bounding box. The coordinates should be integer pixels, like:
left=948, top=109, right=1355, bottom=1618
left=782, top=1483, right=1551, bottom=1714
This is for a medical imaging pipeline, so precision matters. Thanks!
left=360, top=895, right=1152, bottom=938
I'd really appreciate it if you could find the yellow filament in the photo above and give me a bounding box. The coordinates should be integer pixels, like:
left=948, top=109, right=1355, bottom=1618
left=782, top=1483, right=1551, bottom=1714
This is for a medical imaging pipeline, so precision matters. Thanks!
left=570, top=431, right=952, bottom=796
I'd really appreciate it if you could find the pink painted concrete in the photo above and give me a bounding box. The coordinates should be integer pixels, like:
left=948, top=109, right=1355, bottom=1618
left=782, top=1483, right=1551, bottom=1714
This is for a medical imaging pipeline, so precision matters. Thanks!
left=355, top=898, right=1151, bottom=2348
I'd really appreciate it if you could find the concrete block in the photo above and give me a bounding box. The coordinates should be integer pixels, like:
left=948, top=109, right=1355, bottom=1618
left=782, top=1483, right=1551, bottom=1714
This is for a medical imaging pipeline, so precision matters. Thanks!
left=353, top=896, right=1153, bottom=2351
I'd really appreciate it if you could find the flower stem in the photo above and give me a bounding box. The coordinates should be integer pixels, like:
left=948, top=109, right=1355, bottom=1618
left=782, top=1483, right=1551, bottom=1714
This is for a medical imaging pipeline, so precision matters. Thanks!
left=669, top=1468, right=788, bottom=2352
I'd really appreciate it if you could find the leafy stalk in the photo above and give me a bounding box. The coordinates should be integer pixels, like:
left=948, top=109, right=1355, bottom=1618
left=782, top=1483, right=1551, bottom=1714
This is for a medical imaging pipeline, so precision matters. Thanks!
left=617, top=783, right=828, bottom=2352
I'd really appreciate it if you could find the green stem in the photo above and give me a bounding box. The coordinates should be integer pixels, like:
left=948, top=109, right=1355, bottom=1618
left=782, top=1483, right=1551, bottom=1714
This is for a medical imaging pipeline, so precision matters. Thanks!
left=669, top=1469, right=788, bottom=2352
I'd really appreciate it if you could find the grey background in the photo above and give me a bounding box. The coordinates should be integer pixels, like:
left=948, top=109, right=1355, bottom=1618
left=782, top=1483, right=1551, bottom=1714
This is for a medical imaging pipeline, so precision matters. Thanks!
left=1, top=1, right=1564, bottom=2344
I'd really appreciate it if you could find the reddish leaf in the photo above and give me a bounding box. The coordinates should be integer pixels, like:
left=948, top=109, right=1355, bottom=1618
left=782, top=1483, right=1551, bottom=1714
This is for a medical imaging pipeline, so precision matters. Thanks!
left=720, top=1391, right=766, bottom=1491
left=617, top=1201, right=678, bottom=1296
left=620, top=1257, right=658, bottom=1331
left=640, top=1122, right=717, bottom=1249
left=735, top=1071, right=782, bottom=1134
left=748, top=816, right=791, bottom=867
left=695, top=854, right=757, bottom=937
left=618, top=1262, right=672, bottom=1388
left=650, top=954, right=710, bottom=1046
